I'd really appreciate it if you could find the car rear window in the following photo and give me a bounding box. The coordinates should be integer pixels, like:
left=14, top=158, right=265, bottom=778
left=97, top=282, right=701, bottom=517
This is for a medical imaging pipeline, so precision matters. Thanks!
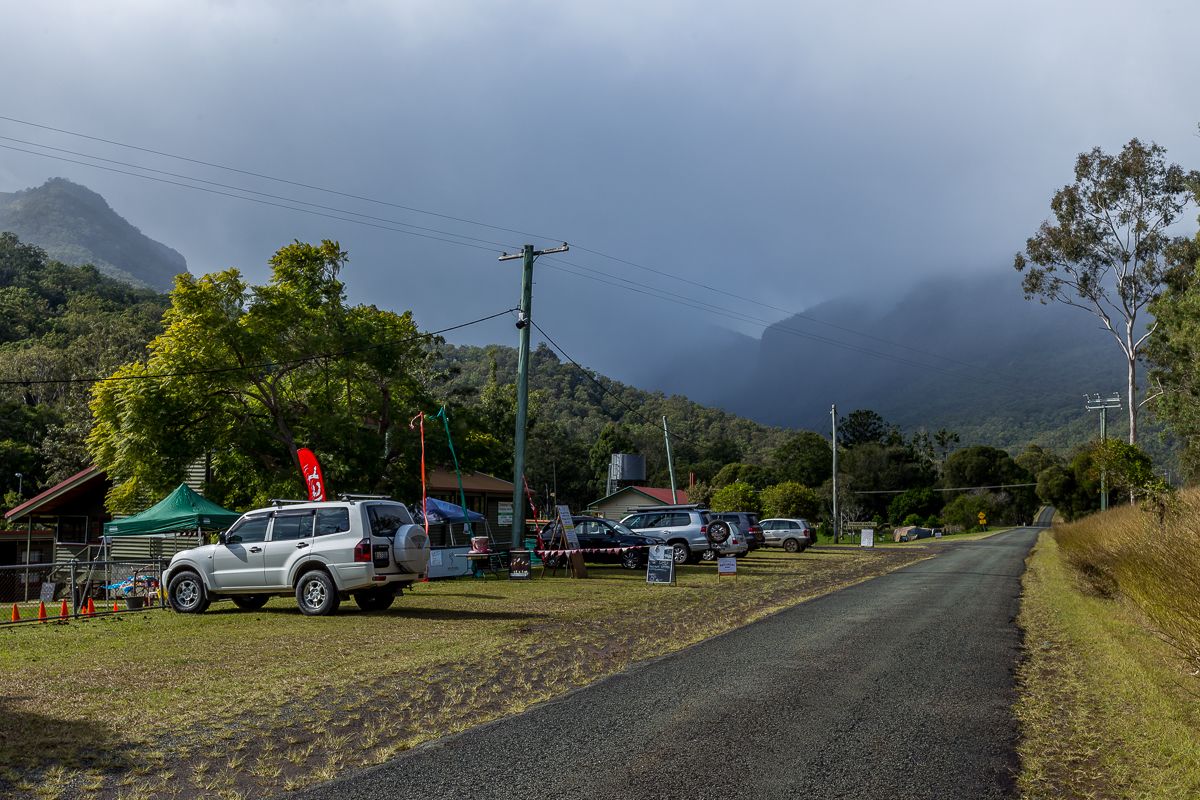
left=367, top=504, right=413, bottom=536
left=271, top=511, right=313, bottom=541
left=315, top=508, right=350, bottom=536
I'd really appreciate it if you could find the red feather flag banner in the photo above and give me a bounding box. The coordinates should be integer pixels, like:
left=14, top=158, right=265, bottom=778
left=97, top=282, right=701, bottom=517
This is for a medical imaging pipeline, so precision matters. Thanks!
left=297, top=448, right=327, bottom=501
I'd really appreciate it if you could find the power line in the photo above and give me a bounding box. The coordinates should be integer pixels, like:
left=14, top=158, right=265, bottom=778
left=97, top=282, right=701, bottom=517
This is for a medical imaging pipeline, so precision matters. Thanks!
left=0, top=143, right=509, bottom=255
left=529, top=318, right=709, bottom=450
left=851, top=483, right=1038, bottom=494
left=0, top=308, right=516, bottom=386
left=0, top=135, right=518, bottom=251
left=0, top=115, right=1034, bottom=381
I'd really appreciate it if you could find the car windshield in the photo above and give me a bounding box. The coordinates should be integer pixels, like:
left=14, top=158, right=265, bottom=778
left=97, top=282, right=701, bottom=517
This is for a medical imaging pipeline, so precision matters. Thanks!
left=610, top=521, right=638, bottom=536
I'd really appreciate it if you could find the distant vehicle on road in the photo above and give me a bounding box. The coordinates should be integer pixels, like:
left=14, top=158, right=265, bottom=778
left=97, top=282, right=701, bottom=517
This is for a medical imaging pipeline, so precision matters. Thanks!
left=538, top=516, right=665, bottom=569
left=709, top=512, right=763, bottom=550
left=620, top=505, right=748, bottom=564
left=760, top=518, right=814, bottom=552
left=164, top=498, right=429, bottom=616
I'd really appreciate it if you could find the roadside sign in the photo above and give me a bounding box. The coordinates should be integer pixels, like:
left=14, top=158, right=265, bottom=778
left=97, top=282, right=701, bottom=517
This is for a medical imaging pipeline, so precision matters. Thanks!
left=556, top=505, right=580, bottom=548
left=39, top=582, right=55, bottom=604
left=717, top=556, right=737, bottom=578
left=978, top=512, right=988, bottom=527
left=934, top=529, right=943, bottom=538
left=646, top=544, right=675, bottom=585
left=498, top=501, right=513, bottom=527
left=861, top=528, right=875, bottom=548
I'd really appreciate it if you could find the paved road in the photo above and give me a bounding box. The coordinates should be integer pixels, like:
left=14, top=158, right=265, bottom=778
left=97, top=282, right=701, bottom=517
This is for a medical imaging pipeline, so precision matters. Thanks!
left=292, top=527, right=1042, bottom=800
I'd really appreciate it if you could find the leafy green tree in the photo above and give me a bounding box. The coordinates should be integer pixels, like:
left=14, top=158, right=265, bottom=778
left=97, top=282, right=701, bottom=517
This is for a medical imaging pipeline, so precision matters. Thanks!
left=760, top=481, right=821, bottom=518
left=770, top=430, right=832, bottom=486
left=839, top=442, right=935, bottom=519
left=941, top=493, right=995, bottom=530
left=943, top=445, right=1038, bottom=525
left=1015, top=139, right=1198, bottom=444
left=711, top=462, right=776, bottom=490
left=710, top=481, right=761, bottom=514
left=887, top=487, right=940, bottom=525
left=89, top=240, right=441, bottom=512
left=837, top=409, right=896, bottom=448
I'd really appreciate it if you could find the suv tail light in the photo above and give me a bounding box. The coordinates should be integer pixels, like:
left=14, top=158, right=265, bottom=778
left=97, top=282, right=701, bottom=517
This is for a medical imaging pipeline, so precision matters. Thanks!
left=353, top=538, right=372, bottom=563
left=749, top=525, right=762, bottom=537
left=700, top=524, right=708, bottom=536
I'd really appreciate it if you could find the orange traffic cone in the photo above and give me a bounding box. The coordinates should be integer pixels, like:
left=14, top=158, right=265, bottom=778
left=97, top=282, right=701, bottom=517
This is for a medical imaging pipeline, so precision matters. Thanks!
left=59, top=599, right=69, bottom=620
left=37, top=601, right=47, bottom=623
left=112, top=600, right=119, bottom=613
left=84, top=598, right=95, bottom=616
left=10, top=604, right=19, bottom=622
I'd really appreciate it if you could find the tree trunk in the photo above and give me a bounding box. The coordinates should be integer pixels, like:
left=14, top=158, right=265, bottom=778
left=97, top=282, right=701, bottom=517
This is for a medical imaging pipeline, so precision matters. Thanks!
left=1127, top=352, right=1137, bottom=445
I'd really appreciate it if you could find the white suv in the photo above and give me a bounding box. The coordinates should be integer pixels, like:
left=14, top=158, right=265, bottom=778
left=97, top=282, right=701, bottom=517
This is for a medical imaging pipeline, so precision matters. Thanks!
left=165, top=499, right=430, bottom=616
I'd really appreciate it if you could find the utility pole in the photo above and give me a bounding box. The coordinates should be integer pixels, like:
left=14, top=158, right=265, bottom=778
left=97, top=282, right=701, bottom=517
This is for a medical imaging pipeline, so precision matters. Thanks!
left=663, top=416, right=678, bottom=503
left=831, top=404, right=839, bottom=544
left=499, top=242, right=569, bottom=550
left=1085, top=393, right=1121, bottom=512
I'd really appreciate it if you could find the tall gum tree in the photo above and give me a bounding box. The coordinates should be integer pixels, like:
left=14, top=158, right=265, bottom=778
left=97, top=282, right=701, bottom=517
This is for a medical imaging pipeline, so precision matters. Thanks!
left=1014, top=138, right=1197, bottom=444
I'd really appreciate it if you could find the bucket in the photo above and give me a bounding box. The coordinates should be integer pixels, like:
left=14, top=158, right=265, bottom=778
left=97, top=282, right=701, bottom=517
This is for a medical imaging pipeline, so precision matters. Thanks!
left=470, top=536, right=490, bottom=554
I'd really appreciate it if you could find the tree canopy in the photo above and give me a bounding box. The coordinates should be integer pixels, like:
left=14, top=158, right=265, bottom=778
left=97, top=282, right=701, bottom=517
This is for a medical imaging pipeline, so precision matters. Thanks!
left=1015, top=139, right=1197, bottom=444
left=88, top=240, right=443, bottom=512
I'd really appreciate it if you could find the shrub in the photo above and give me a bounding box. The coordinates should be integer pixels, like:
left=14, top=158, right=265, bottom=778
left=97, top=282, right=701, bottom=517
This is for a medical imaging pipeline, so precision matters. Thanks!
left=710, top=481, right=761, bottom=514
left=760, top=482, right=821, bottom=519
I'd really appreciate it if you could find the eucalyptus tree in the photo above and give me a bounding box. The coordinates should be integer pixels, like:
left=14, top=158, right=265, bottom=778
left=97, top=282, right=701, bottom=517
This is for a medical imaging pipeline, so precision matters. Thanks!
left=1014, top=139, right=1197, bottom=444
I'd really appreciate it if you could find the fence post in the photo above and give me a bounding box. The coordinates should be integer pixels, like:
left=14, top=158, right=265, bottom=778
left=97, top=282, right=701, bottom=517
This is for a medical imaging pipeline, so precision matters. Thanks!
left=70, top=561, right=78, bottom=615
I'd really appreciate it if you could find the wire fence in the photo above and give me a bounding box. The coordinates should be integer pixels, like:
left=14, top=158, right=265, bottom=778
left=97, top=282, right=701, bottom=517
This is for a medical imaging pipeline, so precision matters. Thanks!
left=0, top=558, right=169, bottom=625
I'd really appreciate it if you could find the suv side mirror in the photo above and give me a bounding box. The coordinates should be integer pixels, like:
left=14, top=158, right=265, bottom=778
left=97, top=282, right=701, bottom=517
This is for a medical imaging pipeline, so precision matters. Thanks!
left=217, top=531, right=228, bottom=545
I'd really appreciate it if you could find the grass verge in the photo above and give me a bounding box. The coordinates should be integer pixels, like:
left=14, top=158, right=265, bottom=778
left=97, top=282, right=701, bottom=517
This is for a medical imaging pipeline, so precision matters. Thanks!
left=1015, top=529, right=1200, bottom=798
left=0, top=547, right=925, bottom=799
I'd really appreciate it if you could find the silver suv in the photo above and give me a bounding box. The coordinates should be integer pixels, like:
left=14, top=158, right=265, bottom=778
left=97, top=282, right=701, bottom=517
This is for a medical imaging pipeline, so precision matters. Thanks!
left=620, top=505, right=748, bottom=564
left=760, top=518, right=814, bottom=552
left=165, top=499, right=430, bottom=616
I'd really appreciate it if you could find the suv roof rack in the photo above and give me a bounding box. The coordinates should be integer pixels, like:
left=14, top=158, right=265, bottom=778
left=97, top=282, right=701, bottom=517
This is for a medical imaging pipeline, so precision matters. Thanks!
left=337, top=493, right=392, bottom=501
left=268, top=498, right=310, bottom=506
left=629, top=503, right=703, bottom=511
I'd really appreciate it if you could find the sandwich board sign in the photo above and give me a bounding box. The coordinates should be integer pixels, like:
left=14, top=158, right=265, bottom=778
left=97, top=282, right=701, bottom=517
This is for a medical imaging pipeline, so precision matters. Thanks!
left=860, top=528, right=875, bottom=548
left=717, top=556, right=737, bottom=580
left=646, top=544, right=675, bottom=585
left=556, top=505, right=580, bottom=548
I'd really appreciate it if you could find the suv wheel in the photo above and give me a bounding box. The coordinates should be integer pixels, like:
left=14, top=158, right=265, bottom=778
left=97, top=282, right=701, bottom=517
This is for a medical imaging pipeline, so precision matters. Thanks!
left=699, top=548, right=718, bottom=562
left=620, top=549, right=641, bottom=570
left=168, top=571, right=210, bottom=614
left=354, top=588, right=396, bottom=612
left=783, top=538, right=800, bottom=553
left=231, top=594, right=270, bottom=610
left=296, top=570, right=341, bottom=616
left=669, top=542, right=690, bottom=565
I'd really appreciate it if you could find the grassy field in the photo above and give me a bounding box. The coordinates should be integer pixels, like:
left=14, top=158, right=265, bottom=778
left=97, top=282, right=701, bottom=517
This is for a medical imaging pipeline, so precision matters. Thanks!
left=1016, top=497, right=1200, bottom=798
left=0, top=547, right=928, bottom=799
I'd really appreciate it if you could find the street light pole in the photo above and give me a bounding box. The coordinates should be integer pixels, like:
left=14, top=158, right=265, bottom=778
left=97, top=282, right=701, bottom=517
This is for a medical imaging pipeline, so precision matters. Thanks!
left=14, top=472, right=22, bottom=497
left=831, top=404, right=839, bottom=544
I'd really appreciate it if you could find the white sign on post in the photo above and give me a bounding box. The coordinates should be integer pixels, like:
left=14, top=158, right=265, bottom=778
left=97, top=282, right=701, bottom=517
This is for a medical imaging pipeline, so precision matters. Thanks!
left=498, top=501, right=513, bottom=527
left=556, top=505, right=580, bottom=548
left=717, top=556, right=738, bottom=576
left=861, top=528, right=875, bottom=548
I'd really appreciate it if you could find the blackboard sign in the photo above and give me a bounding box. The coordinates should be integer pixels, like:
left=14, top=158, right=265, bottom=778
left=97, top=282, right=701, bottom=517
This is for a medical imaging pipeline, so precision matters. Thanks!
left=508, top=550, right=531, bottom=581
left=646, top=544, right=675, bottom=585
left=39, top=582, right=56, bottom=603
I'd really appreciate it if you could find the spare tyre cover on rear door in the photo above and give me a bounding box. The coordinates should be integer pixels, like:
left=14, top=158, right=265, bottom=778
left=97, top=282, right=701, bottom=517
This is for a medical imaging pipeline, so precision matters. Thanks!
left=706, top=519, right=731, bottom=545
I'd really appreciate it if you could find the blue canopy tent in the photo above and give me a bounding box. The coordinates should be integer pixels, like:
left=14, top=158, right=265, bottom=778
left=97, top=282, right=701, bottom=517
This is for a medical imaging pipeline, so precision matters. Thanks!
left=419, top=497, right=485, bottom=525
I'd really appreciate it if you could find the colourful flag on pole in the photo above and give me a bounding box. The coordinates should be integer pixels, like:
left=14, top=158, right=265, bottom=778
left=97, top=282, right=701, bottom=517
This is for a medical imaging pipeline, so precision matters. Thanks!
left=297, top=448, right=327, bottom=501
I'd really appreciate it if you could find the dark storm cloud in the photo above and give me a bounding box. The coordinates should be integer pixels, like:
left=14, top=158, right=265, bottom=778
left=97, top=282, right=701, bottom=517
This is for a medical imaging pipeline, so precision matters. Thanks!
left=1, top=0, right=1197, bottom=379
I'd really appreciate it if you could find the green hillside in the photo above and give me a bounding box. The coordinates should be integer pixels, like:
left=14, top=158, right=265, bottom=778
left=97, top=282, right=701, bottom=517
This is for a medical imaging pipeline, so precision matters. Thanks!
left=0, top=178, right=186, bottom=290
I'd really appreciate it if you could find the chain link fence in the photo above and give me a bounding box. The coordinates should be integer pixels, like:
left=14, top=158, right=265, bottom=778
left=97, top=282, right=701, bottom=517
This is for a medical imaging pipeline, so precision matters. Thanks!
left=0, top=558, right=169, bottom=624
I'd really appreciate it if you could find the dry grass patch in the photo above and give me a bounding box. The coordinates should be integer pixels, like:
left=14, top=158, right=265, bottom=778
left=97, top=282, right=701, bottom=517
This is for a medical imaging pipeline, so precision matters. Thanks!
left=1017, top=529, right=1200, bottom=798
left=0, top=548, right=924, bottom=798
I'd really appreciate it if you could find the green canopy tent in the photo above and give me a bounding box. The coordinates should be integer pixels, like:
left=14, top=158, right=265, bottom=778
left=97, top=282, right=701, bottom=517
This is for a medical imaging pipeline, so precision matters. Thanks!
left=104, top=484, right=242, bottom=537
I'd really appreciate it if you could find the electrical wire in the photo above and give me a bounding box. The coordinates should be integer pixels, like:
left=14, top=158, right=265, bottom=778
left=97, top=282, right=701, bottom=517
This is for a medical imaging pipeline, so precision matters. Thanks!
left=529, top=318, right=710, bottom=450
left=0, top=114, right=1039, bottom=381
left=0, top=308, right=516, bottom=386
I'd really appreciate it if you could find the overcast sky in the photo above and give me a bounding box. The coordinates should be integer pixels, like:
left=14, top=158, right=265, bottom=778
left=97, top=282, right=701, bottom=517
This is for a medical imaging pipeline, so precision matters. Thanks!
left=1, top=0, right=1198, bottom=383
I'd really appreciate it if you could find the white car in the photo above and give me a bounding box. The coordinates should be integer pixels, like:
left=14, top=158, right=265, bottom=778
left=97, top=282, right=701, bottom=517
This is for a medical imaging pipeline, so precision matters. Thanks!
left=164, top=499, right=429, bottom=616
left=760, top=518, right=815, bottom=552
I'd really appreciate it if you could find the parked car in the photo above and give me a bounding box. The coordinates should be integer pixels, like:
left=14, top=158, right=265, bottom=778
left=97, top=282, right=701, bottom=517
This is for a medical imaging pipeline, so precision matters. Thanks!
left=538, top=516, right=665, bottom=569
left=760, top=518, right=814, bottom=552
left=709, top=512, right=764, bottom=550
left=620, top=505, right=748, bottom=564
left=164, top=498, right=430, bottom=616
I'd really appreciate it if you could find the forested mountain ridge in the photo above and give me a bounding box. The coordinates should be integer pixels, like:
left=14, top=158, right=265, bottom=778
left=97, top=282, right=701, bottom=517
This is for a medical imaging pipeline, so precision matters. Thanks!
left=0, top=178, right=186, bottom=291
left=0, top=233, right=169, bottom=500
